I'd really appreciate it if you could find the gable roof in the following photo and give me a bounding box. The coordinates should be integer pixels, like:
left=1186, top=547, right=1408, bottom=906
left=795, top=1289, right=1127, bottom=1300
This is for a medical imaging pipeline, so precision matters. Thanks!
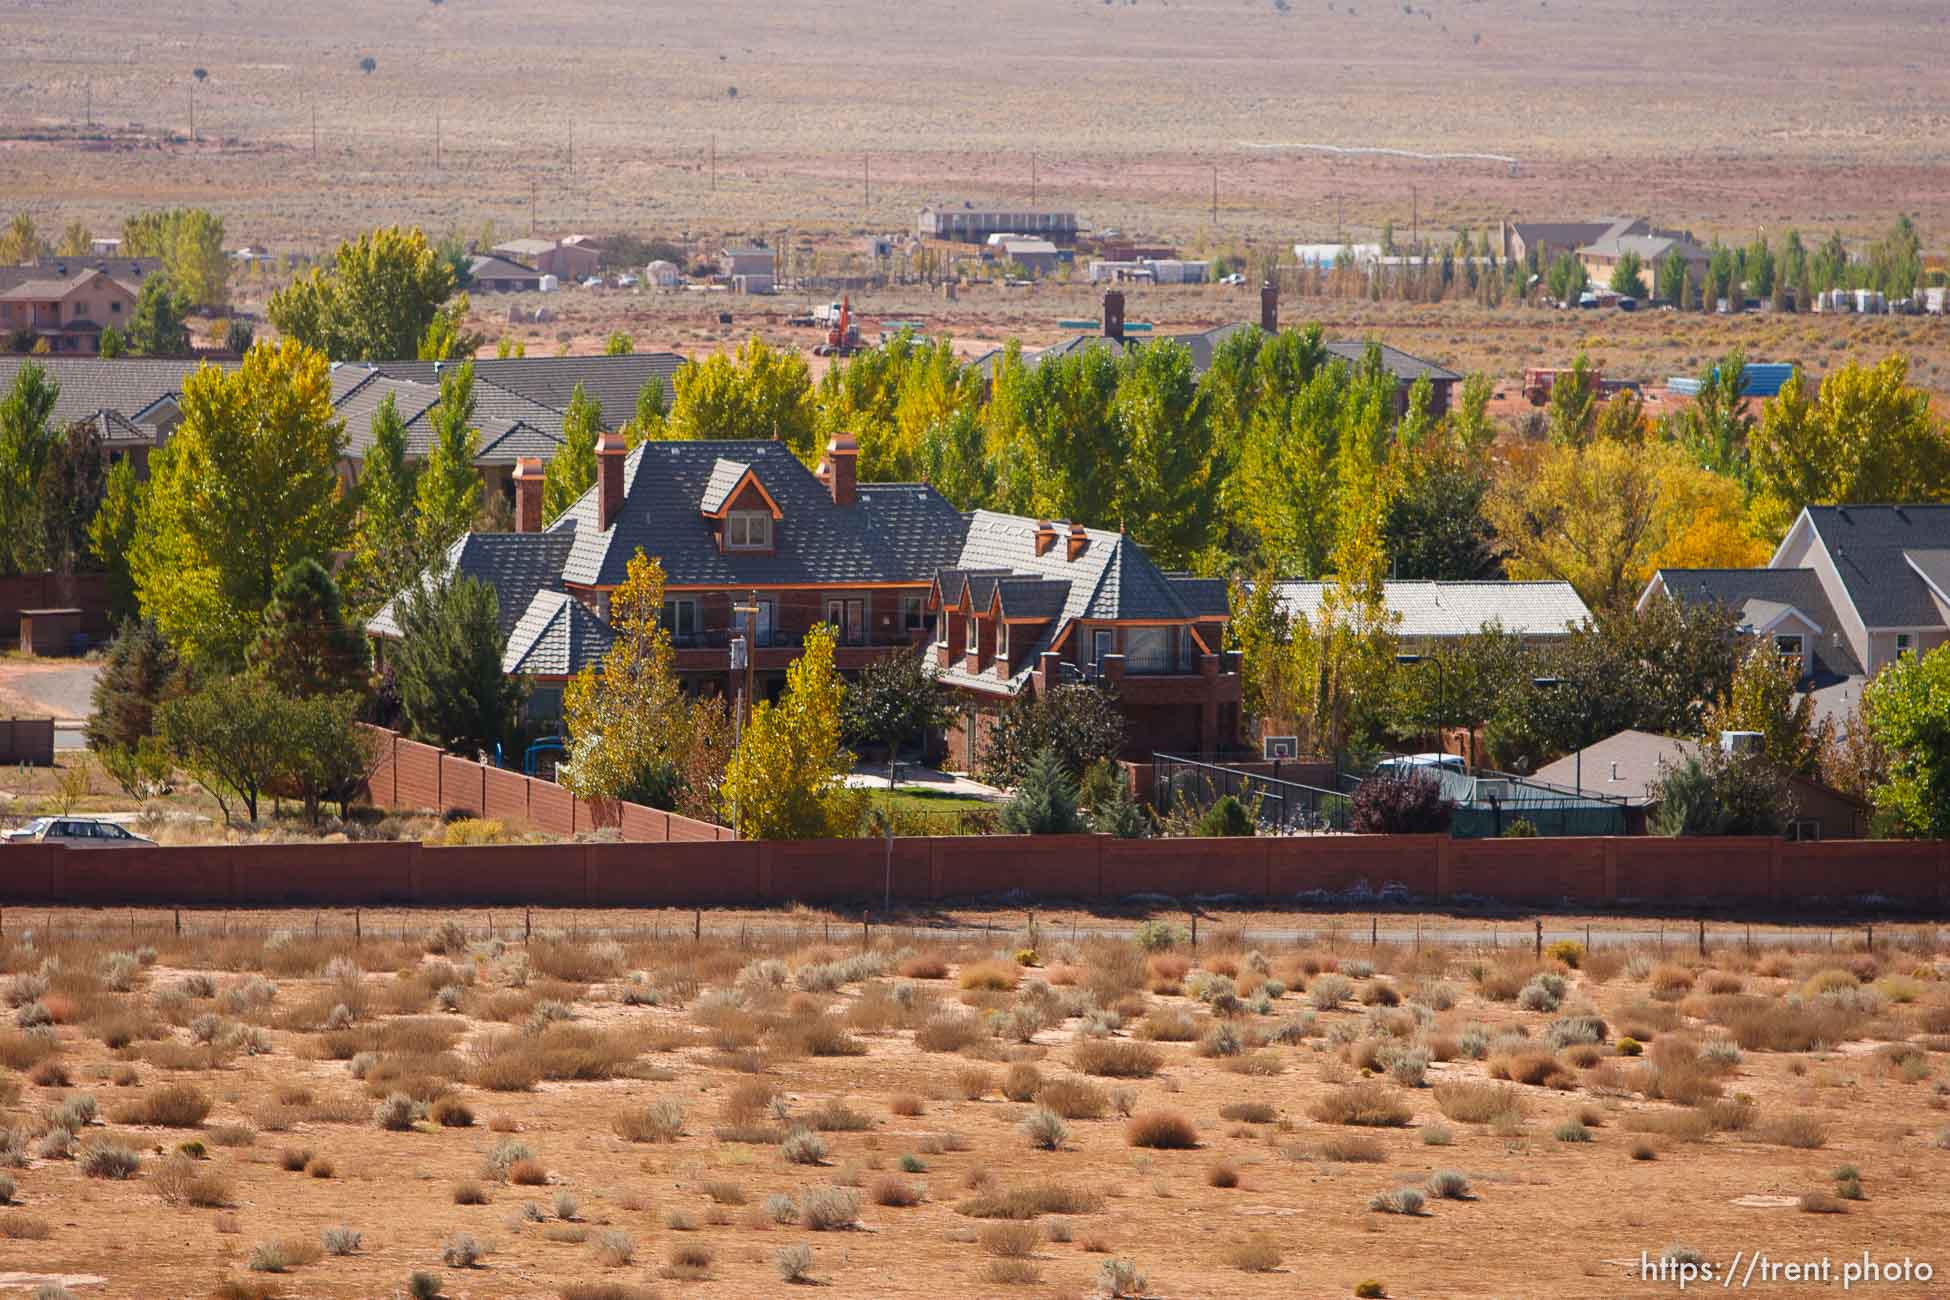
left=1274, top=580, right=1590, bottom=640
left=502, top=589, right=616, bottom=677
left=1798, top=505, right=1950, bottom=629
left=698, top=458, right=782, bottom=518
left=1905, top=549, right=1950, bottom=608
left=1169, top=576, right=1231, bottom=620
left=0, top=259, right=159, bottom=297
left=548, top=440, right=966, bottom=589
left=336, top=354, right=685, bottom=433
left=1510, top=219, right=1633, bottom=249
left=0, top=356, right=208, bottom=431
left=469, top=254, right=545, bottom=281
left=367, top=531, right=575, bottom=640
left=332, top=373, right=563, bottom=466
left=1644, top=566, right=1865, bottom=683
left=1534, top=728, right=1870, bottom=815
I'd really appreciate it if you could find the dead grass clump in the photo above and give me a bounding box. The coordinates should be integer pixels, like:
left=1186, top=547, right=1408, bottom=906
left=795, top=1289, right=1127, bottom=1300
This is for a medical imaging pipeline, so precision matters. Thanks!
left=1758, top=1114, right=1829, bottom=1149
left=1001, top=1063, right=1043, bottom=1102
left=1125, top=1108, right=1199, bottom=1149
left=956, top=1181, right=1103, bottom=1219
left=981, top=1221, right=1041, bottom=1257
left=152, top=1153, right=233, bottom=1207
left=1475, top=962, right=1544, bottom=1002
left=1313, top=1135, right=1387, bottom=1162
left=663, top=1242, right=715, bottom=1280
left=613, top=1100, right=685, bottom=1143
left=888, top=1092, right=925, bottom=1117
left=114, top=1083, right=212, bottom=1128
left=1135, top=1008, right=1198, bottom=1042
left=1487, top=1052, right=1575, bottom=1090
left=0, top=1210, right=51, bottom=1239
left=453, top=1180, right=489, bottom=1205
left=0, top=1032, right=59, bottom=1071
left=561, top=1285, right=659, bottom=1300
left=954, top=1066, right=994, bottom=1099
left=509, top=1157, right=551, bottom=1185
left=1035, top=1078, right=1109, bottom=1120
left=1227, top=1235, right=1283, bottom=1271
left=1311, top=1083, right=1411, bottom=1127
left=1072, top=1040, right=1161, bottom=1078
left=1433, top=1082, right=1525, bottom=1124
left=1206, top=1160, right=1240, bottom=1188
left=529, top=939, right=623, bottom=984
left=898, top=953, right=950, bottom=980
left=1622, top=1110, right=1714, bottom=1143
left=869, top=1174, right=924, bottom=1207
left=1219, top=1101, right=1277, bottom=1124
left=1720, top=1000, right=1865, bottom=1053
left=959, top=961, right=1021, bottom=992
left=1649, top=964, right=1696, bottom=999
left=916, top=1013, right=988, bottom=1054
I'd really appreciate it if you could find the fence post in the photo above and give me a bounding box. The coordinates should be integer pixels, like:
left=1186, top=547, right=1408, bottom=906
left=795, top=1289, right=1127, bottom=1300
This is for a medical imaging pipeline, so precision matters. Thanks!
left=1371, top=915, right=1378, bottom=950
left=1190, top=913, right=1198, bottom=950
left=354, top=908, right=360, bottom=946
left=1534, top=918, right=1541, bottom=959
left=525, top=908, right=532, bottom=942
left=1697, top=919, right=1705, bottom=957
left=174, top=909, right=181, bottom=938
left=697, top=909, right=704, bottom=943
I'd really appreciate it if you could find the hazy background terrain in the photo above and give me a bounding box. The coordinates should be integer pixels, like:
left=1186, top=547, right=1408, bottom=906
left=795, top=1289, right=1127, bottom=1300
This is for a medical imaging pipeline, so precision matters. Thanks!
left=5, top=0, right=1950, bottom=246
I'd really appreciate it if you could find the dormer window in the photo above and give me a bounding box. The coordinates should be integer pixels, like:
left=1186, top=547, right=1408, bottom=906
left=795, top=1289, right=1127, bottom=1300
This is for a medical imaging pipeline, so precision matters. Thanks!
left=727, top=510, right=772, bottom=550
left=966, top=614, right=979, bottom=656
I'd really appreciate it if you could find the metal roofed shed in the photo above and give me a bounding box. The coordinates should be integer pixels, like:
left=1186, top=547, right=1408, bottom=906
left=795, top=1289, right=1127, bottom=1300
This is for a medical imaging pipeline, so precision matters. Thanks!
left=1665, top=362, right=1797, bottom=399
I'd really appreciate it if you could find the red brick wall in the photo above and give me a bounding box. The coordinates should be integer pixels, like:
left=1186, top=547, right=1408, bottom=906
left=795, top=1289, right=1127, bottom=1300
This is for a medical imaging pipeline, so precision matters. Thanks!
left=5, top=837, right=1946, bottom=910
left=0, top=572, right=112, bottom=642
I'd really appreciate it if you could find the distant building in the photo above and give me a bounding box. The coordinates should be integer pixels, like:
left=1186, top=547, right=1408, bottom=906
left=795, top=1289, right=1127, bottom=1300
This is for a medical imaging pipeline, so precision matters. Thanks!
left=1271, top=580, right=1592, bottom=648
left=987, top=235, right=1063, bottom=276
left=0, top=266, right=141, bottom=354
left=1291, top=243, right=1381, bottom=269
left=919, top=204, right=1078, bottom=246
left=492, top=237, right=600, bottom=282
left=1088, top=258, right=1209, bottom=284
left=468, top=254, right=546, bottom=293
left=1575, top=220, right=1710, bottom=293
left=644, top=260, right=682, bottom=288
left=719, top=245, right=775, bottom=279
left=1498, top=219, right=1639, bottom=266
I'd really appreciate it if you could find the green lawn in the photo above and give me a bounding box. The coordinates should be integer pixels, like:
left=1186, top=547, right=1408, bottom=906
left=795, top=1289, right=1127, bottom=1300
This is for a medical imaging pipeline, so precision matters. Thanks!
left=865, top=788, right=1001, bottom=815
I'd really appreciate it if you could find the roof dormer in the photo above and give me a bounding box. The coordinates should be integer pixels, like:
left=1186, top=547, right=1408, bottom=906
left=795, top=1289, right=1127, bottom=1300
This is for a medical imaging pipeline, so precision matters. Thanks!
left=700, top=458, right=783, bottom=555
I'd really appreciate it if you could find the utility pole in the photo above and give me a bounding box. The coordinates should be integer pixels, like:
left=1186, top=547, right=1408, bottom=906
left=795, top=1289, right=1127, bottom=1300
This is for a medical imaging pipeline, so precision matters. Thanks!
left=864, top=154, right=871, bottom=210
left=568, top=123, right=573, bottom=181
left=710, top=133, right=716, bottom=192
left=189, top=79, right=196, bottom=143
left=310, top=102, right=317, bottom=159
left=1211, top=163, right=1218, bottom=226
left=1336, top=193, right=1344, bottom=243
left=1031, top=152, right=1037, bottom=204
left=86, top=81, right=92, bottom=128
left=1412, top=184, right=1419, bottom=252
left=530, top=178, right=538, bottom=235
left=435, top=113, right=441, bottom=171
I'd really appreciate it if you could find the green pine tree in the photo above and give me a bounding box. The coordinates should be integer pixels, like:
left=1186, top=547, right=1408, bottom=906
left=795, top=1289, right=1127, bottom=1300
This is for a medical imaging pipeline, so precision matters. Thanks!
left=347, top=390, right=419, bottom=616
left=247, top=558, right=369, bottom=697
left=999, top=747, right=1085, bottom=835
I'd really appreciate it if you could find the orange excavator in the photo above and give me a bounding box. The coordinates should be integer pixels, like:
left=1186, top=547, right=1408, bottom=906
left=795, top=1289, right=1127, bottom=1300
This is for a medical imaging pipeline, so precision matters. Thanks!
left=813, top=294, right=863, bottom=356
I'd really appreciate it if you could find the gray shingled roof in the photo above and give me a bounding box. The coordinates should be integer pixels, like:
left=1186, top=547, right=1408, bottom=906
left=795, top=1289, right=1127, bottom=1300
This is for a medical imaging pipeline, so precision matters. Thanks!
left=1648, top=567, right=1864, bottom=683
left=1275, top=580, right=1590, bottom=640
left=994, top=577, right=1071, bottom=621
left=0, top=356, right=209, bottom=430
left=334, top=373, right=563, bottom=466
left=333, top=354, right=685, bottom=434
left=368, top=532, right=575, bottom=640
left=550, top=440, right=966, bottom=589
left=1905, top=549, right=1950, bottom=606
left=939, top=511, right=1199, bottom=693
left=1170, top=576, right=1230, bottom=620
left=1802, top=506, right=1950, bottom=630
left=502, top=589, right=615, bottom=677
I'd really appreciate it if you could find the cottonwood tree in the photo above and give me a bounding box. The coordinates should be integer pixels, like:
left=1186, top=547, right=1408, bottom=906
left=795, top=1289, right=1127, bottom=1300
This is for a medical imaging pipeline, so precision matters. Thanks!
left=130, top=339, right=350, bottom=668
left=719, top=623, right=863, bottom=839
left=0, top=362, right=59, bottom=574
left=122, top=209, right=230, bottom=309
left=1701, top=640, right=1830, bottom=778
left=126, top=276, right=193, bottom=356
left=158, top=675, right=291, bottom=823
left=269, top=225, right=456, bottom=362
left=1746, top=356, right=1950, bottom=538
left=345, top=391, right=420, bottom=618
left=413, top=361, right=482, bottom=554
left=1864, top=643, right=1950, bottom=839
left=559, top=550, right=731, bottom=820
left=1607, top=250, right=1646, bottom=297
left=89, top=457, right=142, bottom=622
left=389, top=572, right=525, bottom=759
left=666, top=336, right=816, bottom=459
left=543, top=383, right=600, bottom=523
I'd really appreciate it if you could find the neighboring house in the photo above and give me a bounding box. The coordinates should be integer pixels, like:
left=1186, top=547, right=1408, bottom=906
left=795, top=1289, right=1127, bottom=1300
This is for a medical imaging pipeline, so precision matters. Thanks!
left=645, top=260, right=682, bottom=288
left=1292, top=243, right=1382, bottom=269
left=1498, top=218, right=1640, bottom=267
left=719, top=245, right=775, bottom=279
left=492, top=237, right=600, bottom=282
left=0, top=355, right=205, bottom=474
left=929, top=514, right=1239, bottom=765
left=1533, top=729, right=1868, bottom=840
left=0, top=266, right=140, bottom=354
left=1575, top=220, right=1711, bottom=295
left=984, top=287, right=1460, bottom=417
left=1270, top=580, right=1591, bottom=649
left=468, top=254, right=547, bottom=293
left=367, top=434, right=1242, bottom=759
left=330, top=353, right=688, bottom=502
left=919, top=205, right=1079, bottom=246
left=1640, top=504, right=1950, bottom=725
left=988, top=236, right=1062, bottom=276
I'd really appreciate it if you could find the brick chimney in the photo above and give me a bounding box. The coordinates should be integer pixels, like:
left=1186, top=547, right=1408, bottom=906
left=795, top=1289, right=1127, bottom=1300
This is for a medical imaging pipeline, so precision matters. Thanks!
left=512, top=457, right=544, bottom=533
left=1033, top=520, right=1058, bottom=556
left=1065, top=522, right=1088, bottom=562
left=1102, top=289, right=1124, bottom=341
left=1260, top=280, right=1279, bottom=333
left=597, top=432, right=627, bottom=531
left=819, top=433, right=858, bottom=507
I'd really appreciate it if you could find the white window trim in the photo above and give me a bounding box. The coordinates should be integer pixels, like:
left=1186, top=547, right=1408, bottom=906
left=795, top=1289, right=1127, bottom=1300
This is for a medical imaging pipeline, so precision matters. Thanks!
left=727, top=511, right=771, bottom=550
left=966, top=615, right=979, bottom=655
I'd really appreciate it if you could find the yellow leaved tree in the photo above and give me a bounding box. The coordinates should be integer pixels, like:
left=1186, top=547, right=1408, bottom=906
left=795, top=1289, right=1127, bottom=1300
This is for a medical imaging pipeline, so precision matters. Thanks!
left=719, top=623, right=865, bottom=839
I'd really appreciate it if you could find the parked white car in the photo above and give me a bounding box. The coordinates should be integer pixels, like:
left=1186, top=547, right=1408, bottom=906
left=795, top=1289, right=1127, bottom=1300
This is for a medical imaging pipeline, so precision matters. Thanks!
left=2, top=817, right=154, bottom=847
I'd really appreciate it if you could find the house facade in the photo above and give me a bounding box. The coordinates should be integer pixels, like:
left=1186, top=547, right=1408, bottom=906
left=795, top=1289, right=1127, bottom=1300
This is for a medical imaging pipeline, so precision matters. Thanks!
left=919, top=206, right=1079, bottom=246
left=1639, top=504, right=1950, bottom=725
left=369, top=435, right=1241, bottom=765
left=0, top=266, right=140, bottom=354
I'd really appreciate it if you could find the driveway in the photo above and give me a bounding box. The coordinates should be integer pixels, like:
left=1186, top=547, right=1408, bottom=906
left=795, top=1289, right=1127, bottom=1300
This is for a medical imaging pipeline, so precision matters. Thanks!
left=0, top=659, right=101, bottom=747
